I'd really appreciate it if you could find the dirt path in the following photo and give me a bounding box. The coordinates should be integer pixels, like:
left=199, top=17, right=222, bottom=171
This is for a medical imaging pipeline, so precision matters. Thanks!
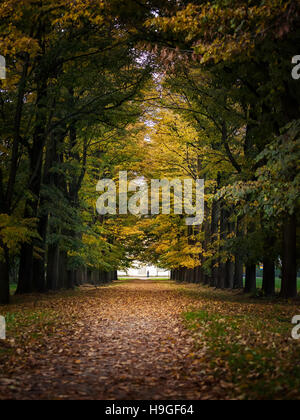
left=0, top=279, right=220, bottom=400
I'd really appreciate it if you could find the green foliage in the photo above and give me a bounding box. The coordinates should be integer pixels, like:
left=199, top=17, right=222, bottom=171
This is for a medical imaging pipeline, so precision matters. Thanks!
left=256, top=120, right=300, bottom=217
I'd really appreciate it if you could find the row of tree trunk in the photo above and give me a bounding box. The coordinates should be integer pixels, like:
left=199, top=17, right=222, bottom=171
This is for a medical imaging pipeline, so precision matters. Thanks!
left=170, top=200, right=298, bottom=298
left=16, top=243, right=118, bottom=295
left=170, top=258, right=295, bottom=298
left=170, top=261, right=244, bottom=290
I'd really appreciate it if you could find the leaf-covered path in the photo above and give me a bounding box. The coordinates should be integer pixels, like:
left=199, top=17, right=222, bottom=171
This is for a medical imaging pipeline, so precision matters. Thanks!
left=0, top=279, right=215, bottom=400
left=1, top=278, right=300, bottom=400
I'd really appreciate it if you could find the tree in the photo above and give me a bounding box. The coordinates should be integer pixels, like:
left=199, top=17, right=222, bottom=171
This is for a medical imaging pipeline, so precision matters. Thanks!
left=144, top=0, right=300, bottom=295
left=0, top=0, right=153, bottom=302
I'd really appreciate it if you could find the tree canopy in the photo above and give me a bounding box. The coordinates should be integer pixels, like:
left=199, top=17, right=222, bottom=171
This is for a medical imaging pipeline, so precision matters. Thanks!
left=0, top=0, right=299, bottom=304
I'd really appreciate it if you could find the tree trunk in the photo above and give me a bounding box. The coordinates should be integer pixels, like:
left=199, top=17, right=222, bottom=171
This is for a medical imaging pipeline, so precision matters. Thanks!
left=67, top=270, right=75, bottom=290
left=225, top=218, right=235, bottom=289
left=47, top=243, right=60, bottom=291
left=202, top=188, right=210, bottom=286
left=5, top=58, right=29, bottom=212
left=59, top=250, right=68, bottom=289
left=245, top=264, right=256, bottom=294
left=196, top=265, right=203, bottom=284
left=0, top=249, right=10, bottom=304
left=234, top=217, right=244, bottom=288
left=225, top=260, right=235, bottom=289
left=281, top=213, right=297, bottom=298
left=210, top=199, right=219, bottom=288
left=32, top=250, right=46, bottom=292
left=17, top=243, right=34, bottom=294
left=234, top=257, right=244, bottom=289
left=187, top=268, right=194, bottom=283
left=32, top=130, right=65, bottom=293
left=32, top=213, right=48, bottom=293
left=18, top=74, right=48, bottom=294
left=217, top=204, right=227, bottom=289
left=262, top=259, right=275, bottom=296
left=75, top=270, right=83, bottom=286
left=217, top=264, right=226, bottom=289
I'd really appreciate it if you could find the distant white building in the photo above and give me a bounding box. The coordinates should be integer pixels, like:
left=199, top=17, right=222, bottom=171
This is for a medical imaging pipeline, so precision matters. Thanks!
left=118, top=261, right=170, bottom=278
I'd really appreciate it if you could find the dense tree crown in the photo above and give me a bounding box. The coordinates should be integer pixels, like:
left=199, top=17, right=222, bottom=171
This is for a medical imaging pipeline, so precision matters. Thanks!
left=0, top=0, right=299, bottom=304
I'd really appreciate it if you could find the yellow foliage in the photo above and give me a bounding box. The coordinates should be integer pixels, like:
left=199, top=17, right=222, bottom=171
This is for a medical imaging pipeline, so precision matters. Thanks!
left=0, top=214, right=38, bottom=258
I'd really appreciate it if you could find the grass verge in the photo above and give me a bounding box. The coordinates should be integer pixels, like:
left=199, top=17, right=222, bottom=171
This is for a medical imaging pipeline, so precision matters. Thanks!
left=182, top=285, right=300, bottom=400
